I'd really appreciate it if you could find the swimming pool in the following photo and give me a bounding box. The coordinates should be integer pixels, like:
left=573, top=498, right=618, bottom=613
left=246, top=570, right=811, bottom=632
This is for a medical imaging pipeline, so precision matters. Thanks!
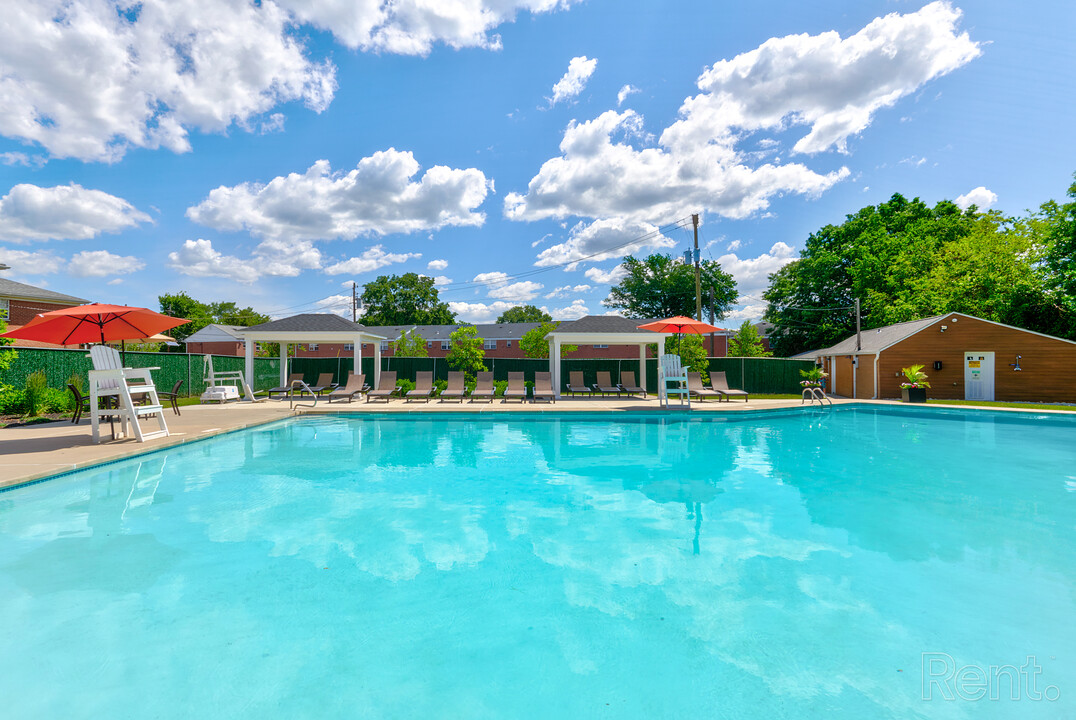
left=0, top=407, right=1072, bottom=718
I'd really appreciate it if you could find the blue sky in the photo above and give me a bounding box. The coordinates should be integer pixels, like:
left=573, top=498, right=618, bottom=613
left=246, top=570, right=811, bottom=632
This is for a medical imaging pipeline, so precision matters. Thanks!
left=1, top=0, right=1073, bottom=325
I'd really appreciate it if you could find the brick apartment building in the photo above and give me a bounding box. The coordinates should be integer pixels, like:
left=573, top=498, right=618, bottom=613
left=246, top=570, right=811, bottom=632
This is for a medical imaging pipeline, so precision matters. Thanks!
left=0, top=276, right=88, bottom=348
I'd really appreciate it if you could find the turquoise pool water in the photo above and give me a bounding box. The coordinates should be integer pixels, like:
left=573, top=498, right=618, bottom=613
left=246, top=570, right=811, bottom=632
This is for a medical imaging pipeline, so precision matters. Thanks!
left=0, top=407, right=1073, bottom=718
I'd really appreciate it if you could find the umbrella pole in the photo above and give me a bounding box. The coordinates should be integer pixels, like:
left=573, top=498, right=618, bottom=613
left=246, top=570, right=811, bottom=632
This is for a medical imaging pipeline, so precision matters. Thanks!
left=121, top=339, right=126, bottom=367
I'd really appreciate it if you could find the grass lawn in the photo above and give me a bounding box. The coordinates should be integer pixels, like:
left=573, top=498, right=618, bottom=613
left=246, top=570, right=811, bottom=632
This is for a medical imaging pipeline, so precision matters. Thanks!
left=925, top=399, right=1076, bottom=412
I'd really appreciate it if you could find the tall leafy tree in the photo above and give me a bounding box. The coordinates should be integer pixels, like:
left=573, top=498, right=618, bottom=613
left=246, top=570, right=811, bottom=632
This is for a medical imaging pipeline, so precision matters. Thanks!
left=359, top=273, right=456, bottom=326
left=496, top=305, right=552, bottom=323
left=727, top=321, right=772, bottom=357
left=519, top=321, right=577, bottom=358
left=603, top=254, right=737, bottom=319
left=1034, top=173, right=1076, bottom=335
left=446, top=326, right=485, bottom=378
left=159, top=292, right=269, bottom=343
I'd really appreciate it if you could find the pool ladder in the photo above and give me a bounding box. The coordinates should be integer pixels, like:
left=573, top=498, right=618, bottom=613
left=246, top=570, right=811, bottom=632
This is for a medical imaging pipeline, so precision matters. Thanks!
left=288, top=381, right=319, bottom=410
left=801, top=387, right=832, bottom=407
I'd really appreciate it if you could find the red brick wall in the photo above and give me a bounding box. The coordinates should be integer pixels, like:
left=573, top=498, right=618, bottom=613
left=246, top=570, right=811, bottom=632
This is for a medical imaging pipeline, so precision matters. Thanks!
left=6, top=298, right=81, bottom=326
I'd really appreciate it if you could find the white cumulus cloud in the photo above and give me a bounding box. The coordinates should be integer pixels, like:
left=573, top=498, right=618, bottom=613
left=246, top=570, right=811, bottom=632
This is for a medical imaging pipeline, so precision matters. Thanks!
left=617, top=84, right=639, bottom=107
left=535, top=218, right=674, bottom=269
left=954, top=186, right=997, bottom=210
left=550, top=298, right=588, bottom=320
left=188, top=151, right=489, bottom=242
left=583, top=265, right=628, bottom=285
left=281, top=0, right=583, bottom=55
left=0, top=0, right=336, bottom=162
left=0, top=247, right=67, bottom=275
left=545, top=284, right=591, bottom=299
left=472, top=271, right=543, bottom=302
left=506, top=2, right=979, bottom=226
left=324, top=245, right=420, bottom=275
left=0, top=184, right=150, bottom=243
left=448, top=300, right=521, bottom=324
left=68, top=250, right=145, bottom=278
left=427, top=258, right=449, bottom=270
left=550, top=55, right=598, bottom=105
left=716, top=242, right=797, bottom=301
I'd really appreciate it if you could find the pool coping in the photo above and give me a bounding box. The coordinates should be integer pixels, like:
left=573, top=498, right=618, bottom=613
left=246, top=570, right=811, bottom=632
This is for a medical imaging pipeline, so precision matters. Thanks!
left=4, top=398, right=1075, bottom=494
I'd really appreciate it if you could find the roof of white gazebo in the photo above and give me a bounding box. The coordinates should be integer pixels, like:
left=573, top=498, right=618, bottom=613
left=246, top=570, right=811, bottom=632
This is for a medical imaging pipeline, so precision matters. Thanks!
left=238, top=313, right=386, bottom=343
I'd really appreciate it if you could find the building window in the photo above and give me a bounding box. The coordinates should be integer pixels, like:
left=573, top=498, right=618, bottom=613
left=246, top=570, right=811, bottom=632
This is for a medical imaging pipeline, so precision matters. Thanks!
left=507, top=340, right=512, bottom=348
left=484, top=339, right=497, bottom=350
left=593, top=344, right=608, bottom=349
left=344, top=343, right=354, bottom=351
left=308, top=343, right=318, bottom=351
left=380, top=341, right=389, bottom=353
left=441, top=340, right=451, bottom=350
left=427, top=341, right=433, bottom=347
left=0, top=298, right=8, bottom=320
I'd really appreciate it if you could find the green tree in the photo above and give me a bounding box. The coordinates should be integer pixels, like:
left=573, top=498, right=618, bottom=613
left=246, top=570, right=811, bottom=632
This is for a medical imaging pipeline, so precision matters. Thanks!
left=158, top=292, right=270, bottom=343
left=359, top=273, right=456, bottom=326
left=762, top=193, right=1058, bottom=355
left=603, top=254, right=738, bottom=319
left=393, top=329, right=428, bottom=357
left=727, top=321, right=772, bottom=357
left=519, top=321, right=578, bottom=358
left=446, top=326, right=486, bottom=378
left=0, top=318, right=17, bottom=373
left=497, top=305, right=552, bottom=323
left=668, top=334, right=709, bottom=383
left=1033, top=172, right=1076, bottom=336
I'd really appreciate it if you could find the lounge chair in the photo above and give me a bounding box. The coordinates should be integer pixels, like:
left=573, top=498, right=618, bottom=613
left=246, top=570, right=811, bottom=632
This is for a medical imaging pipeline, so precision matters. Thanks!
left=469, top=372, right=495, bottom=402
left=307, top=372, right=338, bottom=395
left=532, top=372, right=555, bottom=403
left=326, top=374, right=366, bottom=403
left=268, top=373, right=305, bottom=398
left=407, top=371, right=434, bottom=402
left=618, top=371, right=646, bottom=397
left=503, top=371, right=527, bottom=402
left=566, top=371, right=593, bottom=397
left=158, top=379, right=184, bottom=415
left=687, top=372, right=723, bottom=402
left=593, top=371, right=621, bottom=397
left=711, top=371, right=749, bottom=402
left=366, top=371, right=398, bottom=402
left=439, top=372, right=466, bottom=402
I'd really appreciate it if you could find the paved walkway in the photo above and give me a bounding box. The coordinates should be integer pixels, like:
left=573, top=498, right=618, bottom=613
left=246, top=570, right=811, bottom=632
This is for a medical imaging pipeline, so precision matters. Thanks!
left=1, top=395, right=851, bottom=490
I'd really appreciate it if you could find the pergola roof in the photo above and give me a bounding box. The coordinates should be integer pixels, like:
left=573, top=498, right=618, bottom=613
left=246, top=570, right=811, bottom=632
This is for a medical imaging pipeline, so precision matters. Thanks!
left=238, top=313, right=385, bottom=342
left=548, top=315, right=671, bottom=343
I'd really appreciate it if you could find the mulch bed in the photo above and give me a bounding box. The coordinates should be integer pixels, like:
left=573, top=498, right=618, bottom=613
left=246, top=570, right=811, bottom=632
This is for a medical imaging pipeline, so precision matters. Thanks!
left=1, top=413, right=72, bottom=428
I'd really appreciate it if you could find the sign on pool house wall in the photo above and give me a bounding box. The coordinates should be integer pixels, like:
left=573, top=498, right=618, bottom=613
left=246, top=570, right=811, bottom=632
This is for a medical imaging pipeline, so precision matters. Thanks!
left=964, top=352, right=995, bottom=401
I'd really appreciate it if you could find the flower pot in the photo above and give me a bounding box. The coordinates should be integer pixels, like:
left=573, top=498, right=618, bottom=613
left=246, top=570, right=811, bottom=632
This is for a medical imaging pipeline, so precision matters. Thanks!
left=901, top=387, right=927, bottom=403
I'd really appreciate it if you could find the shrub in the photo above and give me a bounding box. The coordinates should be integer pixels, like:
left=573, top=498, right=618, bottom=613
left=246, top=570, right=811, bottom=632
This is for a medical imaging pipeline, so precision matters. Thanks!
left=0, top=383, right=25, bottom=415
left=24, top=371, right=49, bottom=417
left=395, top=379, right=416, bottom=397
left=68, top=373, right=86, bottom=394
left=432, top=379, right=447, bottom=397
left=493, top=380, right=508, bottom=396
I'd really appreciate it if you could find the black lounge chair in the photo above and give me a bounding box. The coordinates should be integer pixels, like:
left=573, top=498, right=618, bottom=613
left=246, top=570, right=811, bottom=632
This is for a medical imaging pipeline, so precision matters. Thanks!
left=469, top=372, right=495, bottom=402
left=366, top=371, right=398, bottom=402
left=503, top=372, right=527, bottom=402
left=566, top=371, right=593, bottom=397
left=687, top=372, right=723, bottom=402
left=617, top=371, right=646, bottom=397
left=532, top=372, right=555, bottom=403
left=327, top=374, right=365, bottom=403
left=158, top=379, right=184, bottom=415
left=711, top=371, right=749, bottom=402
left=593, top=371, right=621, bottom=397
left=406, top=371, right=434, bottom=402
left=439, top=372, right=466, bottom=402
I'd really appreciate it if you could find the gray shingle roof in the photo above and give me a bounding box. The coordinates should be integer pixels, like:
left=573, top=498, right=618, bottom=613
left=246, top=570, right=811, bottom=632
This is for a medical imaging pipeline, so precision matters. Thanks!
left=361, top=322, right=544, bottom=340
left=0, top=277, right=87, bottom=305
left=244, top=313, right=366, bottom=333
left=817, top=315, right=945, bottom=355
left=555, top=315, right=660, bottom=333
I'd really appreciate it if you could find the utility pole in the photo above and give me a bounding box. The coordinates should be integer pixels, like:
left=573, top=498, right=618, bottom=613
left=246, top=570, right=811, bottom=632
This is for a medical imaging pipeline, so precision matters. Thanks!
left=352, top=282, right=358, bottom=323
left=855, top=297, right=861, bottom=352
left=708, top=285, right=716, bottom=357
left=692, top=214, right=702, bottom=321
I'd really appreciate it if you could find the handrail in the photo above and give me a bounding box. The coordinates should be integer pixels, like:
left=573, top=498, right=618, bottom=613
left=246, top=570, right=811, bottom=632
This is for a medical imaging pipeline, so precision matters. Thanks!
left=289, top=381, right=318, bottom=410
left=801, top=387, right=832, bottom=407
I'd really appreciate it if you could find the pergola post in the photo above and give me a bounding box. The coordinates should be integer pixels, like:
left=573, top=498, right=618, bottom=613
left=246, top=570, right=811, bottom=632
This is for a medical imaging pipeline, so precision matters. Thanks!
left=638, top=343, right=647, bottom=394
left=244, top=339, right=254, bottom=393
left=353, top=334, right=361, bottom=377
left=279, top=342, right=287, bottom=385
left=656, top=340, right=666, bottom=402
left=548, top=336, right=558, bottom=399
left=374, top=342, right=382, bottom=390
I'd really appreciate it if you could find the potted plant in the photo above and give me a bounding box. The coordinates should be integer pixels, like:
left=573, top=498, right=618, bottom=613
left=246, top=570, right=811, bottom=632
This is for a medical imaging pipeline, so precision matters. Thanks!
left=799, top=366, right=828, bottom=390
left=900, top=364, right=930, bottom=403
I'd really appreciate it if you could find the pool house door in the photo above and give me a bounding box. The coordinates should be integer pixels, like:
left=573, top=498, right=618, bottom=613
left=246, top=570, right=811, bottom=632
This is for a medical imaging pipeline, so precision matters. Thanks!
left=964, top=351, right=995, bottom=401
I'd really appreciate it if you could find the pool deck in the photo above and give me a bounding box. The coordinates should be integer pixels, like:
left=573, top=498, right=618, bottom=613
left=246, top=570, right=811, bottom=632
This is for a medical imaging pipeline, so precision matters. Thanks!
left=1, top=395, right=859, bottom=490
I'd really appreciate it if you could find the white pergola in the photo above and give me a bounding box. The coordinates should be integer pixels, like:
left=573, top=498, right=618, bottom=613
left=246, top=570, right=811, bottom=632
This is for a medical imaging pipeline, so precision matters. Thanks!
left=545, top=316, right=673, bottom=399
left=238, top=314, right=387, bottom=391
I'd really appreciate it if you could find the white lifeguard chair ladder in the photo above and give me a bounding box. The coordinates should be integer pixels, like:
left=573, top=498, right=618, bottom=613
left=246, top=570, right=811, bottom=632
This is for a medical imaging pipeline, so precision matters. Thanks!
left=659, top=354, right=691, bottom=408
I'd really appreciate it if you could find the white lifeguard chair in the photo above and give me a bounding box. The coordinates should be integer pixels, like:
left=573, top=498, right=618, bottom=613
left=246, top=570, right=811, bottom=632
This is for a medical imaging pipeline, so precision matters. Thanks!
left=88, top=345, right=169, bottom=443
left=201, top=355, right=254, bottom=403
left=659, top=354, right=691, bottom=408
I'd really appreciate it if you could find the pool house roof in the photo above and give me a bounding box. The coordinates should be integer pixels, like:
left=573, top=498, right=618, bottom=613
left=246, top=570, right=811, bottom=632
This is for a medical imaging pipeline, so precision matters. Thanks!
left=238, top=313, right=386, bottom=343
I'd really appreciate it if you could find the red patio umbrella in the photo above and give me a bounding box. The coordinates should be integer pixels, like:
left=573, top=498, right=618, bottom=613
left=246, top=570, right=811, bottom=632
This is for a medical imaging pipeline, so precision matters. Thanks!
left=637, top=315, right=725, bottom=353
left=1, top=303, right=189, bottom=348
